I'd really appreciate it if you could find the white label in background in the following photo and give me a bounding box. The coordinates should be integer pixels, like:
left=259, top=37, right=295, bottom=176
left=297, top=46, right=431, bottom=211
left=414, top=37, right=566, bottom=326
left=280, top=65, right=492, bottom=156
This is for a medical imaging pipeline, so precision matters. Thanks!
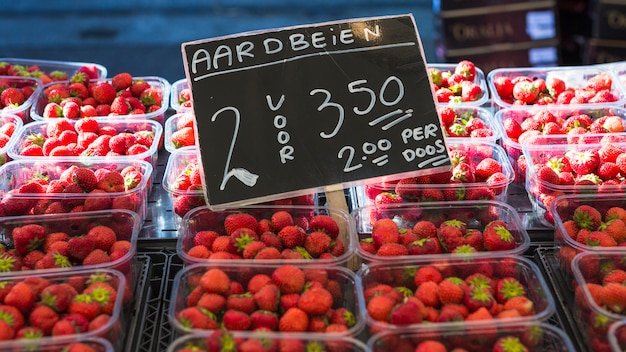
left=526, top=11, right=556, bottom=40
left=529, top=47, right=558, bottom=66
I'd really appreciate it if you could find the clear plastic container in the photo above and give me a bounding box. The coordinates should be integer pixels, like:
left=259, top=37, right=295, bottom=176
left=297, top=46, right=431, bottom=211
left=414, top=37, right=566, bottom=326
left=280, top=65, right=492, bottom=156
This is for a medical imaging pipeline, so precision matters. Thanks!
left=351, top=200, right=530, bottom=264
left=367, top=321, right=575, bottom=352
left=7, top=117, right=162, bottom=175
left=0, top=268, right=128, bottom=350
left=0, top=57, right=107, bottom=79
left=355, top=140, right=514, bottom=206
left=0, top=75, right=42, bottom=123
left=522, top=134, right=626, bottom=226
left=571, top=251, right=626, bottom=352
left=0, top=113, right=23, bottom=167
left=608, top=320, right=626, bottom=352
left=0, top=209, right=140, bottom=279
left=550, top=193, right=626, bottom=277
left=429, top=63, right=490, bottom=107
left=438, top=106, right=500, bottom=143
left=169, top=77, right=192, bottom=112
left=0, top=335, right=114, bottom=352
left=487, top=65, right=626, bottom=110
left=164, top=111, right=195, bottom=153
left=0, top=159, right=152, bottom=222
left=494, top=105, right=626, bottom=184
left=168, top=262, right=364, bottom=336
left=168, top=330, right=368, bottom=352
left=178, top=204, right=356, bottom=266
left=357, top=255, right=556, bottom=334
left=30, top=76, right=171, bottom=125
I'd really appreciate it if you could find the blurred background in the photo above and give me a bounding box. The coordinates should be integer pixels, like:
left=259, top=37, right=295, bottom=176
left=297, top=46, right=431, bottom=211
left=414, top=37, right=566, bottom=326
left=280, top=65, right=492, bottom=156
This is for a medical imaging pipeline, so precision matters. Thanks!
left=1, top=0, right=624, bottom=82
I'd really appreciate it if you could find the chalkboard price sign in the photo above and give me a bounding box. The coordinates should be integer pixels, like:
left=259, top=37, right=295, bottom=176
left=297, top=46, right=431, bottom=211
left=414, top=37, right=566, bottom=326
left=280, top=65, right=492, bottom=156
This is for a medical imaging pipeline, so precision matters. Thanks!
left=182, top=14, right=450, bottom=208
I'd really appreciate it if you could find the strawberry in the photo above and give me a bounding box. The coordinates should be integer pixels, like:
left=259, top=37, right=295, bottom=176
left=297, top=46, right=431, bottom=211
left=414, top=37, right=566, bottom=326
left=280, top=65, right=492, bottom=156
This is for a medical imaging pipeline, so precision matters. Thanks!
left=482, top=220, right=515, bottom=251
left=303, top=231, right=332, bottom=257
left=177, top=306, right=218, bottom=330
left=437, top=277, right=465, bottom=305
left=200, top=268, right=231, bottom=294
left=297, top=286, right=333, bottom=315
left=0, top=87, right=25, bottom=107
left=493, top=336, right=529, bottom=352
left=493, top=76, right=514, bottom=100
left=495, top=277, right=526, bottom=303
left=66, top=235, right=96, bottom=261
left=309, top=214, right=340, bottom=239
left=86, top=225, right=117, bottom=251
left=463, top=286, right=495, bottom=311
left=415, top=341, right=447, bottom=352
left=82, top=249, right=111, bottom=266
left=223, top=213, right=258, bottom=235
left=415, top=281, right=440, bottom=307
left=566, top=149, right=600, bottom=175
left=29, top=304, right=60, bottom=335
left=461, top=81, right=482, bottom=102
left=278, top=307, right=309, bottom=332
left=389, top=300, right=422, bottom=325
left=454, top=60, right=476, bottom=81
left=226, top=293, right=257, bottom=314
left=111, top=72, right=133, bottom=90
left=512, top=81, right=539, bottom=104
left=474, top=157, right=502, bottom=182
left=272, top=265, right=305, bottom=294
left=90, top=81, right=116, bottom=105
left=171, top=126, right=195, bottom=148
left=366, top=293, right=396, bottom=321
left=573, top=205, right=602, bottom=230
left=4, top=282, right=35, bottom=313
left=139, top=86, right=163, bottom=107
left=278, top=225, right=306, bottom=249
left=11, top=224, right=46, bottom=256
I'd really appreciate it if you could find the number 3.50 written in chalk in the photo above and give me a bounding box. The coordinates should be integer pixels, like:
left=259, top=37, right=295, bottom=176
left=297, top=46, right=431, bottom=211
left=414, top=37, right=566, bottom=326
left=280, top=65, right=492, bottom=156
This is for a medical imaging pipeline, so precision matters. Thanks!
left=310, top=75, right=410, bottom=173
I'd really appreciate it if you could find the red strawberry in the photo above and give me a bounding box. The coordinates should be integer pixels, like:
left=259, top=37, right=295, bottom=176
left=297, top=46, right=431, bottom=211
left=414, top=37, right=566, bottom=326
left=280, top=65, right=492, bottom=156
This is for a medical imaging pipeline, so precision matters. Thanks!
left=493, top=336, right=529, bottom=352
left=389, top=300, right=422, bottom=325
left=463, top=286, right=495, bottom=311
left=278, top=307, right=309, bottom=332
left=566, top=149, right=600, bottom=175
left=200, top=268, right=231, bottom=294
left=111, top=72, right=133, bottom=90
left=253, top=284, right=280, bottom=312
left=298, top=286, right=333, bottom=315
left=309, top=214, right=340, bottom=239
left=495, top=277, right=526, bottom=304
left=90, top=81, right=116, bottom=105
left=176, top=306, right=218, bottom=330
left=250, top=310, right=279, bottom=330
left=226, top=293, right=257, bottom=314
left=482, top=220, right=516, bottom=251
left=474, top=157, right=502, bottom=182
left=573, top=205, right=602, bottom=230
left=66, top=235, right=96, bottom=261
left=272, top=265, right=305, bottom=294
left=29, top=304, right=60, bottom=335
left=4, top=282, right=35, bottom=313
left=223, top=213, right=258, bottom=235
left=512, top=81, right=539, bottom=104
left=139, top=86, right=163, bottom=107
left=11, top=224, right=46, bottom=256
left=278, top=225, right=306, bottom=249
left=86, top=225, right=117, bottom=251
left=171, top=127, right=195, bottom=148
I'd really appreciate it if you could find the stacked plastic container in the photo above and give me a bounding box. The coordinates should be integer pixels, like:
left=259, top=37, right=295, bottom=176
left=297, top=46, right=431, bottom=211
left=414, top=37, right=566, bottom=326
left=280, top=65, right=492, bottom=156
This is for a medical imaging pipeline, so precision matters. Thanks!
left=0, top=58, right=166, bottom=350
left=486, top=62, right=626, bottom=352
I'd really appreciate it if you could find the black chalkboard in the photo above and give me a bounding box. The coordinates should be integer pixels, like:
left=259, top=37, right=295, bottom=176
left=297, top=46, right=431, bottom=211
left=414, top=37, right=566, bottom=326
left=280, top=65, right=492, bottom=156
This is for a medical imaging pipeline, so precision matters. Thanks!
left=182, top=14, right=450, bottom=208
